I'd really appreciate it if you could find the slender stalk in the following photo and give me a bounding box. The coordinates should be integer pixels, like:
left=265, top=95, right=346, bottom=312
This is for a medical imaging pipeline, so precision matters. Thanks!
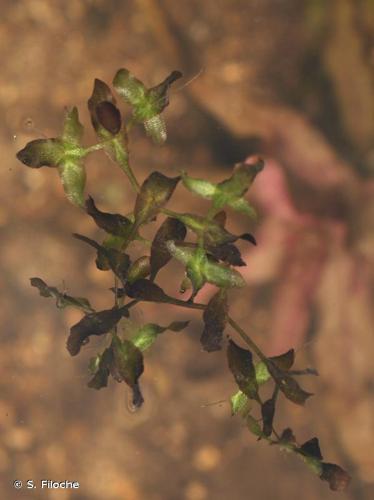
left=125, top=117, right=137, bottom=133
left=115, top=144, right=140, bottom=193
left=113, top=276, right=123, bottom=334
left=227, top=316, right=268, bottom=364
left=161, top=207, right=181, bottom=218
left=135, top=235, right=152, bottom=247
left=83, top=138, right=140, bottom=193
left=122, top=299, right=139, bottom=312
left=82, top=143, right=106, bottom=155
left=127, top=295, right=269, bottom=364
left=206, top=205, right=220, bottom=221
left=114, top=276, right=119, bottom=308
left=120, top=224, right=139, bottom=252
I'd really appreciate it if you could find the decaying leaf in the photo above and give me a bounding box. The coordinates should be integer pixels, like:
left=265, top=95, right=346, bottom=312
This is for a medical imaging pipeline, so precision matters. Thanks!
left=127, top=256, right=151, bottom=284
left=254, top=349, right=296, bottom=385
left=148, top=70, right=183, bottom=113
left=278, top=428, right=297, bottom=448
left=299, top=437, right=323, bottom=461
left=201, top=289, right=228, bottom=352
left=67, top=307, right=124, bottom=356
left=134, top=171, right=180, bottom=226
left=87, top=347, right=114, bottom=390
left=319, top=463, right=351, bottom=491
left=87, top=78, right=129, bottom=172
left=30, top=277, right=93, bottom=313
left=125, top=279, right=172, bottom=303
left=150, top=217, right=186, bottom=279
left=227, top=339, right=259, bottom=401
left=17, top=138, right=64, bottom=168
left=85, top=196, right=133, bottom=238
left=266, top=361, right=313, bottom=406
left=261, top=397, right=276, bottom=437
left=96, top=101, right=122, bottom=135
left=208, top=243, right=246, bottom=267
left=73, top=233, right=130, bottom=284
left=270, top=349, right=295, bottom=371
left=88, top=79, right=121, bottom=136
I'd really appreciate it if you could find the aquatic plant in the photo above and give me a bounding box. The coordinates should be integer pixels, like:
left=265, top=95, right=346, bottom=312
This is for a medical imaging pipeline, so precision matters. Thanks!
left=17, top=68, right=350, bottom=491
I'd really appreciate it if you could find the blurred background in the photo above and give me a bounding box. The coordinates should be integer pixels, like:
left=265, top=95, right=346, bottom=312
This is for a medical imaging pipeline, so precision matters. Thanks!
left=1, top=0, right=373, bottom=499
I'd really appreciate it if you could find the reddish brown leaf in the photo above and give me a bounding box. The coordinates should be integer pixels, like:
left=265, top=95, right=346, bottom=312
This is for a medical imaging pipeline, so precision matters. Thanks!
left=201, top=289, right=228, bottom=352
left=261, top=398, right=276, bottom=437
left=150, top=217, right=186, bottom=279
left=320, top=463, right=351, bottom=491
left=134, top=172, right=180, bottom=226
left=227, top=339, right=259, bottom=401
left=67, top=307, right=124, bottom=356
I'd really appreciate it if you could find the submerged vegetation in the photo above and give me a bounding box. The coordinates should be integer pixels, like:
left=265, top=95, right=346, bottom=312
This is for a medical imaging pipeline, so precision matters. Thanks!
left=17, top=68, right=350, bottom=492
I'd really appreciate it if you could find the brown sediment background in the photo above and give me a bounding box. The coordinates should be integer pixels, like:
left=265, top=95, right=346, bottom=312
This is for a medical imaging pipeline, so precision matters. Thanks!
left=1, top=1, right=373, bottom=499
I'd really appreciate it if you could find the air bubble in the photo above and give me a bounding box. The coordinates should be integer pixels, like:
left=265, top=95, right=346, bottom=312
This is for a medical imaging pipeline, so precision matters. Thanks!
left=23, top=117, right=34, bottom=129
